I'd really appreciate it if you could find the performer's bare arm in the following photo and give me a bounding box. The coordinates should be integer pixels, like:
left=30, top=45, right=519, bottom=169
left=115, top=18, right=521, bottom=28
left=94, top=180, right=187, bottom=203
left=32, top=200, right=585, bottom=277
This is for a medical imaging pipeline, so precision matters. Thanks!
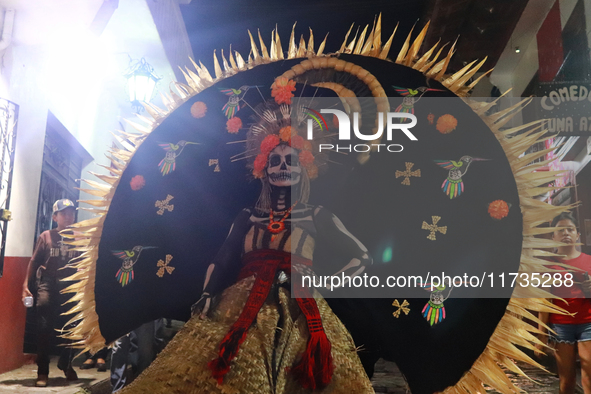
left=192, top=208, right=252, bottom=318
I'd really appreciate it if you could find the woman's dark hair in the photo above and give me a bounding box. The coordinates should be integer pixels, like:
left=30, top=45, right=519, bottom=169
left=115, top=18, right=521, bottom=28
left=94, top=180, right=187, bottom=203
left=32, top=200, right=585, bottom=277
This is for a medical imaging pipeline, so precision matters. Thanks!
left=551, top=212, right=578, bottom=228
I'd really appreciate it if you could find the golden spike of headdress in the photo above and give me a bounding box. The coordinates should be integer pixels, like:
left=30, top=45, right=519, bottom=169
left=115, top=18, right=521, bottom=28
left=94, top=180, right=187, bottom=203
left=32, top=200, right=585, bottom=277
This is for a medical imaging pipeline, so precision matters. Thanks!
left=449, top=58, right=488, bottom=92
left=172, top=79, right=192, bottom=99
left=413, top=39, right=440, bottom=70
left=159, top=92, right=173, bottom=111
left=307, top=28, right=314, bottom=54
left=213, top=50, right=223, bottom=79
left=297, top=34, right=306, bottom=57
left=370, top=13, right=382, bottom=57
left=270, top=29, right=277, bottom=59
left=379, top=22, right=397, bottom=59
left=275, top=26, right=284, bottom=59
left=346, top=26, right=360, bottom=53
left=247, top=30, right=260, bottom=61
left=123, top=119, right=150, bottom=135
left=228, top=45, right=238, bottom=69
left=396, top=23, right=415, bottom=64
left=288, top=22, right=297, bottom=59
left=361, top=20, right=375, bottom=55
left=235, top=50, right=246, bottom=69
left=257, top=29, right=269, bottom=59
left=419, top=43, right=447, bottom=73
left=444, top=59, right=478, bottom=87
left=353, top=25, right=368, bottom=54
left=339, top=23, right=354, bottom=53
left=220, top=49, right=231, bottom=72
left=434, top=37, right=458, bottom=81
left=317, top=33, right=328, bottom=56
left=178, top=67, right=196, bottom=91
left=198, top=60, right=213, bottom=82
left=404, top=21, right=429, bottom=66
left=467, top=68, right=493, bottom=90
left=186, top=66, right=204, bottom=90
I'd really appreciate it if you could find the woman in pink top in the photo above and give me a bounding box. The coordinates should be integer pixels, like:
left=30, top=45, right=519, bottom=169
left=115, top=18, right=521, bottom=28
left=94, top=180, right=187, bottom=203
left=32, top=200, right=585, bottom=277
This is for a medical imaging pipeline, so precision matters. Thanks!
left=538, top=213, right=591, bottom=394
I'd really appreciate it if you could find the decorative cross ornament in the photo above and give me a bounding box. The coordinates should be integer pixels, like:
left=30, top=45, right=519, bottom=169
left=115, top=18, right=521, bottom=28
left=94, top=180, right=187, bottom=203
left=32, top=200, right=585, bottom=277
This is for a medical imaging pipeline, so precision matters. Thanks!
left=156, top=254, right=175, bottom=277
left=422, top=216, right=447, bottom=240
left=155, top=195, right=174, bottom=215
left=209, top=159, right=221, bottom=172
left=392, top=299, right=410, bottom=318
left=395, top=162, right=421, bottom=185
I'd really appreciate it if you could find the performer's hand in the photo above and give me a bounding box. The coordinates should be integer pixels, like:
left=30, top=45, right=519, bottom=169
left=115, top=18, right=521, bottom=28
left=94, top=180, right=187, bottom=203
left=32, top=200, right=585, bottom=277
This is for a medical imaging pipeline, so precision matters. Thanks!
left=22, top=286, right=33, bottom=302
left=191, top=293, right=212, bottom=320
left=581, top=279, right=591, bottom=295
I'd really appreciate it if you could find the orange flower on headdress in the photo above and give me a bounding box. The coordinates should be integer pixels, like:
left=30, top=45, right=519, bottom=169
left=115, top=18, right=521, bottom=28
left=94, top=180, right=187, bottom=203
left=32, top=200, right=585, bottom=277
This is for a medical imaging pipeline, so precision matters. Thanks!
left=436, top=114, right=457, bottom=134
left=488, top=200, right=509, bottom=220
left=303, top=140, right=312, bottom=151
left=271, top=77, right=296, bottom=105
left=299, top=150, right=315, bottom=168
left=290, top=135, right=305, bottom=150
left=279, top=126, right=295, bottom=142
left=260, top=135, right=280, bottom=155
left=226, top=116, right=242, bottom=134
left=253, top=154, right=267, bottom=179
left=190, top=101, right=207, bottom=118
left=130, top=175, right=145, bottom=191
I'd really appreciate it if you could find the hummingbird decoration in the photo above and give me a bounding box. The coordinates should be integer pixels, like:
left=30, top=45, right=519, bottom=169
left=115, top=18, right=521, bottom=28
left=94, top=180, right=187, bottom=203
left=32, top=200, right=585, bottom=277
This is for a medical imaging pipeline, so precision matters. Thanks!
left=158, top=140, right=199, bottom=176
left=113, top=246, right=157, bottom=286
left=392, top=86, right=445, bottom=119
left=434, top=156, right=489, bottom=199
left=220, top=85, right=261, bottom=119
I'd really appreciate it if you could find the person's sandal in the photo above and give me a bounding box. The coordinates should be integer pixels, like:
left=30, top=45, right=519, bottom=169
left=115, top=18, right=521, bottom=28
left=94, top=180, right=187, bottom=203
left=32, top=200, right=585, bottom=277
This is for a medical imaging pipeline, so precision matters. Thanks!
left=35, top=374, right=48, bottom=387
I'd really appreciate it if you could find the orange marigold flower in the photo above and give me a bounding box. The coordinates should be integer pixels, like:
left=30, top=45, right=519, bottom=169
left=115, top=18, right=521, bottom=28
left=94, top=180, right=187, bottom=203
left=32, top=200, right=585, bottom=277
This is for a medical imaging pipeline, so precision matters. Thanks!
left=306, top=164, right=319, bottom=180
left=427, top=113, right=435, bottom=125
left=253, top=169, right=264, bottom=179
left=226, top=116, right=242, bottom=133
left=488, top=200, right=509, bottom=220
left=253, top=154, right=267, bottom=175
left=279, top=126, right=295, bottom=142
left=271, top=77, right=296, bottom=105
left=290, top=135, right=305, bottom=150
left=130, top=175, right=145, bottom=191
left=299, top=150, right=315, bottom=168
left=190, top=101, right=207, bottom=118
left=260, top=135, right=280, bottom=155
left=303, top=140, right=312, bottom=151
left=436, top=114, right=457, bottom=134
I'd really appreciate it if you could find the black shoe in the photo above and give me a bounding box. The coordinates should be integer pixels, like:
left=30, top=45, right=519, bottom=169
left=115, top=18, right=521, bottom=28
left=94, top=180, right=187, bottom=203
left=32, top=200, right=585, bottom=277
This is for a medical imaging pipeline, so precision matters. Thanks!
left=80, top=360, right=96, bottom=370
left=64, top=368, right=78, bottom=381
left=96, top=362, right=107, bottom=372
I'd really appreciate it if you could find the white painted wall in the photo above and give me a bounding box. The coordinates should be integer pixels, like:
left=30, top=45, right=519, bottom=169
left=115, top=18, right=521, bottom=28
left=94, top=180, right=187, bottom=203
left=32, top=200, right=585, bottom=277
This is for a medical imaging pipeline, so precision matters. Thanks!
left=0, top=0, right=189, bottom=256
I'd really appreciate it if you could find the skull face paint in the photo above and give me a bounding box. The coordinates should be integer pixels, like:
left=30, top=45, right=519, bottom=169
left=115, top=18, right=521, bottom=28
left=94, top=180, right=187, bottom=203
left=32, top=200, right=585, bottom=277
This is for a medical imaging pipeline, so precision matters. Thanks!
left=266, top=144, right=301, bottom=187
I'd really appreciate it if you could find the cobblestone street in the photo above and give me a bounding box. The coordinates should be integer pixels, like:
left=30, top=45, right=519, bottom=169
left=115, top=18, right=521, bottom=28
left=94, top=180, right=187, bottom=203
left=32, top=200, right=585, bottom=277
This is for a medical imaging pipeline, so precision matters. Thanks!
left=0, top=355, right=579, bottom=393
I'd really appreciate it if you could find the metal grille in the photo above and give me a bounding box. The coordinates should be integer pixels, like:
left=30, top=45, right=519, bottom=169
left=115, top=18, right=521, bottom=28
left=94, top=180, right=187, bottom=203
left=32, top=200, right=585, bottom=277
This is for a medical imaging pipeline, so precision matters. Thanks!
left=0, top=98, right=18, bottom=278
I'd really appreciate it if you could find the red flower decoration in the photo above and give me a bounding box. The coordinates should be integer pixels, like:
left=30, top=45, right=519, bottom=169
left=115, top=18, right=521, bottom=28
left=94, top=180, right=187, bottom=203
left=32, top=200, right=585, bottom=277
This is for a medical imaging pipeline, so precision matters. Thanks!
left=290, top=135, right=305, bottom=150
left=436, top=114, right=457, bottom=134
left=253, top=154, right=267, bottom=178
left=271, top=77, right=296, bottom=105
left=488, top=200, right=509, bottom=220
left=226, top=116, right=242, bottom=133
left=427, top=113, right=435, bottom=125
left=260, top=135, right=280, bottom=155
left=130, top=175, right=145, bottom=191
left=299, top=150, right=315, bottom=168
left=190, top=101, right=207, bottom=118
left=332, top=114, right=339, bottom=129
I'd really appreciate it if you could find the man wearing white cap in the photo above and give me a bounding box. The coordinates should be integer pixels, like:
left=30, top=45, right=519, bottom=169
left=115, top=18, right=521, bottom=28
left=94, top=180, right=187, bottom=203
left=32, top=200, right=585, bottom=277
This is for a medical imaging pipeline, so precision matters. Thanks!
left=22, top=199, right=79, bottom=387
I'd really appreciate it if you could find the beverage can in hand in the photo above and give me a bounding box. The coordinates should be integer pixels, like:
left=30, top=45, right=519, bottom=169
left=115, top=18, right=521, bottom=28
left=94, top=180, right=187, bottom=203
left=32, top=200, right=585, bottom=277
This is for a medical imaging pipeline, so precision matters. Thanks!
left=23, top=296, right=33, bottom=308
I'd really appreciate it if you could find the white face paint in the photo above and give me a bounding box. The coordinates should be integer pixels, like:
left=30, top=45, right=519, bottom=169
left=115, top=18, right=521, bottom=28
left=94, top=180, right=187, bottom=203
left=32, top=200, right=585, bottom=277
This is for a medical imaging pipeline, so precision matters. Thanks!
left=430, top=291, right=444, bottom=305
left=267, top=145, right=301, bottom=187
